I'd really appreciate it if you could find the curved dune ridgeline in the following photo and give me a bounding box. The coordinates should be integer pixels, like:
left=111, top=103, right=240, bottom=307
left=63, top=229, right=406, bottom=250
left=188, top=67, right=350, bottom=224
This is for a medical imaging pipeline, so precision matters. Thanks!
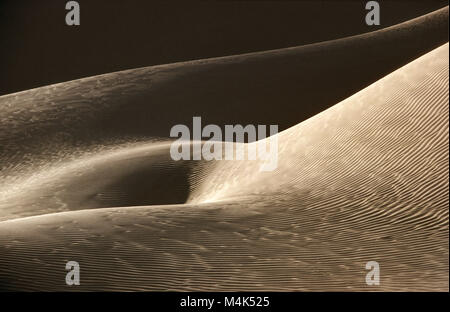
left=0, top=7, right=448, bottom=291
left=0, top=7, right=448, bottom=163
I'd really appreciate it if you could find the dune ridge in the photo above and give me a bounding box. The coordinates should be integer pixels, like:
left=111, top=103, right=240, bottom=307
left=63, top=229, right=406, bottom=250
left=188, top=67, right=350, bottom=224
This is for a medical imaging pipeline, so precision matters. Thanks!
left=0, top=7, right=448, bottom=172
left=0, top=7, right=448, bottom=220
left=0, top=38, right=447, bottom=291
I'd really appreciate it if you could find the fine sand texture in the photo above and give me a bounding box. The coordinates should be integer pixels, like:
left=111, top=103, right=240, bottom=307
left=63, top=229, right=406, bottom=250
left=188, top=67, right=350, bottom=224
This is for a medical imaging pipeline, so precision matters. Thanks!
left=0, top=8, right=448, bottom=291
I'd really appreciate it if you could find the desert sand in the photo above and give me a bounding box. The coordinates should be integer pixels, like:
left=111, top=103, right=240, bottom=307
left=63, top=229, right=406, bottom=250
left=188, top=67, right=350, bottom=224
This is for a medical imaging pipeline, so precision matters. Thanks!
left=0, top=7, right=448, bottom=291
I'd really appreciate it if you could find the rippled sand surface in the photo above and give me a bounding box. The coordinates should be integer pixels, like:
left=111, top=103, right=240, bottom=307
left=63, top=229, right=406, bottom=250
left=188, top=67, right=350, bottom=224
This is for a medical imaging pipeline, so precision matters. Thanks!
left=0, top=8, right=448, bottom=291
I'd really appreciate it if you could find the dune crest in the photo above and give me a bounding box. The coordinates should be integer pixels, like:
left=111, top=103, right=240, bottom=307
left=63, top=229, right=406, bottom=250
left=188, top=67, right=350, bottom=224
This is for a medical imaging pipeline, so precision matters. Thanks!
left=0, top=7, right=448, bottom=173
left=0, top=41, right=448, bottom=291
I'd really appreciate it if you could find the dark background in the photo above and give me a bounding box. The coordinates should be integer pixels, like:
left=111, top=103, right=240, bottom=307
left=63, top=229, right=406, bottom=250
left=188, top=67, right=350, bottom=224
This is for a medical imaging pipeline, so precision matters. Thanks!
left=0, top=0, right=448, bottom=96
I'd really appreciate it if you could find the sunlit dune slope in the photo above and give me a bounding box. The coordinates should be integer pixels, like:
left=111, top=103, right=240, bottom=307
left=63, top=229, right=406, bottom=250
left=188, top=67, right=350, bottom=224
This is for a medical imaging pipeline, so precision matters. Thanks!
left=0, top=7, right=448, bottom=220
left=0, top=42, right=447, bottom=291
left=0, top=7, right=448, bottom=172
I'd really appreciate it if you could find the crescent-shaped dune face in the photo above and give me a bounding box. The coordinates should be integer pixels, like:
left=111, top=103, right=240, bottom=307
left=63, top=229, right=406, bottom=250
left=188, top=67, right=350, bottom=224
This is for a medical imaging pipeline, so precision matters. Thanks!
left=0, top=41, right=448, bottom=291
left=0, top=9, right=448, bottom=291
left=0, top=8, right=448, bottom=165
left=0, top=7, right=448, bottom=218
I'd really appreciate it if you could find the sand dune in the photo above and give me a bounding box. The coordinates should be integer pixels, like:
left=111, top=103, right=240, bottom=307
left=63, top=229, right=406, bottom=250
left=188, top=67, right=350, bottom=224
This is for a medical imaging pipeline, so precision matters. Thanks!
left=0, top=25, right=448, bottom=292
left=0, top=7, right=448, bottom=219
left=0, top=7, right=448, bottom=171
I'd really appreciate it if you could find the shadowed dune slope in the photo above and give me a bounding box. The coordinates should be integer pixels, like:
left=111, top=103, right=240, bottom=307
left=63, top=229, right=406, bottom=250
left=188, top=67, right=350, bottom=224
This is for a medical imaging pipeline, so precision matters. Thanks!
left=0, top=43, right=447, bottom=291
left=0, top=141, right=216, bottom=220
left=0, top=7, right=448, bottom=172
left=0, top=7, right=448, bottom=219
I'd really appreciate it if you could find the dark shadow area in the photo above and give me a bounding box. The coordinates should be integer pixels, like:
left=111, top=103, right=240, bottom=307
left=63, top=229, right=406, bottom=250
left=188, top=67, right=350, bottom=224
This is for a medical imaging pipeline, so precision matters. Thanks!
left=0, top=0, right=448, bottom=95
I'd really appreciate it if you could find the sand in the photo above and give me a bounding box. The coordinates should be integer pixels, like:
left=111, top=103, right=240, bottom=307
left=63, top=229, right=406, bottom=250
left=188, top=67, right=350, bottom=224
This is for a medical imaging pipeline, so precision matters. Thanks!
left=0, top=7, right=448, bottom=291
